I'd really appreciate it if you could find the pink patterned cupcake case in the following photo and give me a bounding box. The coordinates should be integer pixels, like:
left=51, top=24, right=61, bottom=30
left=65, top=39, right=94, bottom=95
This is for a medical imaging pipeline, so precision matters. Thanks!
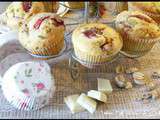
left=1, top=61, right=55, bottom=111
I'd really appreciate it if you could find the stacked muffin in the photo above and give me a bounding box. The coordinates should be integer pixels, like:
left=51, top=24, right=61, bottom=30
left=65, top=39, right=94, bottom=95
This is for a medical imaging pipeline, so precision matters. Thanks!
left=3, top=2, right=59, bottom=30
left=115, top=11, right=160, bottom=57
left=4, top=2, right=46, bottom=29
left=72, top=23, right=123, bottom=65
left=128, top=2, right=160, bottom=24
left=19, top=13, right=65, bottom=56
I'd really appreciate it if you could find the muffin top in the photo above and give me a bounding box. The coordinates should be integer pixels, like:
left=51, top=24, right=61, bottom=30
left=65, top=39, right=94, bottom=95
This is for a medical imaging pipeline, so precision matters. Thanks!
left=115, top=11, right=160, bottom=39
left=129, top=2, right=160, bottom=14
left=19, top=13, right=65, bottom=49
left=72, top=23, right=122, bottom=55
left=5, top=2, right=46, bottom=20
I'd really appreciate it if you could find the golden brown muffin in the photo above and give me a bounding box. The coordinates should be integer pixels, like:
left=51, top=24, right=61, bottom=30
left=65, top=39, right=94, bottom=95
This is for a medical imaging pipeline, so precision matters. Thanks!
left=128, top=2, right=160, bottom=24
left=115, top=11, right=160, bottom=57
left=72, top=23, right=122, bottom=64
left=19, top=13, right=65, bottom=56
left=4, top=2, right=54, bottom=30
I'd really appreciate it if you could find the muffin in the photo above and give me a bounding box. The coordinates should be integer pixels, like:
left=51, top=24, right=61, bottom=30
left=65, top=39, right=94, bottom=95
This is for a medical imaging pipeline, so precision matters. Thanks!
left=4, top=2, right=49, bottom=29
left=115, top=11, right=160, bottom=57
left=19, top=13, right=65, bottom=57
left=128, top=2, right=160, bottom=24
left=72, top=23, right=123, bottom=65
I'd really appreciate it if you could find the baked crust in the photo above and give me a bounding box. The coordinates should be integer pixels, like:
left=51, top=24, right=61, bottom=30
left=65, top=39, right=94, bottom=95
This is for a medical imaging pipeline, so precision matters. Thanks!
left=115, top=11, right=160, bottom=39
left=19, top=13, right=65, bottom=56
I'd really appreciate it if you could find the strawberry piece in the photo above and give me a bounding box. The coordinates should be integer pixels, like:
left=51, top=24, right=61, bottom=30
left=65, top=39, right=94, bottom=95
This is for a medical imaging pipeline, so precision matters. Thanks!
left=22, top=2, right=32, bottom=12
left=100, top=43, right=112, bottom=51
left=33, top=16, right=50, bottom=29
left=83, top=27, right=104, bottom=38
left=83, top=29, right=97, bottom=38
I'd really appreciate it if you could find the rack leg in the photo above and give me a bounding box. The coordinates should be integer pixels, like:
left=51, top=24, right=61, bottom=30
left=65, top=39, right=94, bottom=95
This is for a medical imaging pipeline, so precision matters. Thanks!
left=69, top=55, right=80, bottom=81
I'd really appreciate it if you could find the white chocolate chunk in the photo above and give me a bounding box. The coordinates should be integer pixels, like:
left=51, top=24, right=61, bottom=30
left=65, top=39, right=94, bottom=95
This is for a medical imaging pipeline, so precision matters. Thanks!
left=64, top=94, right=85, bottom=114
left=87, top=90, right=107, bottom=103
left=77, top=93, right=97, bottom=114
left=97, top=78, right=113, bottom=94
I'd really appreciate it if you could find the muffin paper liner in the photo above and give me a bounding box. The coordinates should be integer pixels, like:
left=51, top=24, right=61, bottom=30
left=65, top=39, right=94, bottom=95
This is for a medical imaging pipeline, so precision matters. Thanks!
left=118, top=29, right=160, bottom=57
left=128, top=3, right=160, bottom=25
left=1, top=61, right=55, bottom=111
left=74, top=47, right=120, bottom=68
left=142, top=11, right=160, bottom=25
left=29, top=39, right=64, bottom=57
left=3, top=87, right=51, bottom=111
